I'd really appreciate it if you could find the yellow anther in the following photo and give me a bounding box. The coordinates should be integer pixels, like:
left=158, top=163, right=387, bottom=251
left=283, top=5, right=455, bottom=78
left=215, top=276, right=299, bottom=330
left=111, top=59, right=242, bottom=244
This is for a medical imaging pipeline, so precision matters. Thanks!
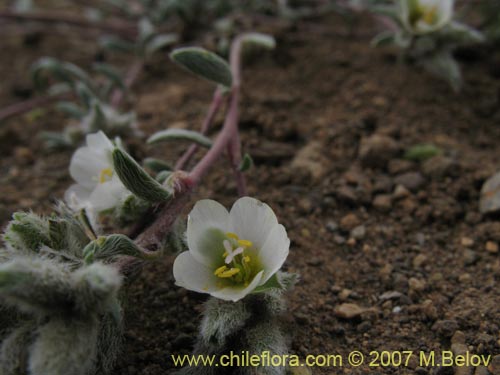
left=422, top=6, right=437, bottom=25
left=99, top=168, right=113, bottom=183
left=214, top=265, right=227, bottom=276
left=226, top=232, right=239, bottom=240
left=243, top=256, right=251, bottom=263
left=217, top=268, right=240, bottom=278
left=238, top=239, right=253, bottom=248
left=223, top=252, right=228, bottom=258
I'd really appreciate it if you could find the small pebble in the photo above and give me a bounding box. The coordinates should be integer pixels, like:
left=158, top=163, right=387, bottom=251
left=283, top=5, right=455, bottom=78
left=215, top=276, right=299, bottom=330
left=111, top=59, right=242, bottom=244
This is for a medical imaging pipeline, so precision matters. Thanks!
left=340, top=213, right=361, bottom=232
left=351, top=225, right=366, bottom=240
left=485, top=241, right=499, bottom=254
left=326, top=221, right=338, bottom=232
left=373, top=194, right=392, bottom=211
left=413, top=254, right=428, bottom=268
left=334, top=303, right=365, bottom=319
left=461, top=237, right=475, bottom=247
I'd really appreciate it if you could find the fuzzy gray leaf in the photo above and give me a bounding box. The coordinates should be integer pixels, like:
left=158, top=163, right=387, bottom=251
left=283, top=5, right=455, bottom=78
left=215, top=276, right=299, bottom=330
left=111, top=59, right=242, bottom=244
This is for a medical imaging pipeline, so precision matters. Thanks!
left=241, top=33, right=276, bottom=50
left=200, top=298, right=251, bottom=347
left=0, top=321, right=36, bottom=375
left=148, top=128, right=212, bottom=148
left=143, top=157, right=173, bottom=173
left=83, top=234, right=145, bottom=263
left=421, top=51, right=462, bottom=92
left=238, top=153, right=253, bottom=172
left=29, top=318, right=99, bottom=375
left=72, top=262, right=122, bottom=316
left=145, top=33, right=178, bottom=56
left=3, top=212, right=50, bottom=254
left=170, top=47, right=232, bottom=87
left=112, top=147, right=172, bottom=203
left=0, top=258, right=74, bottom=316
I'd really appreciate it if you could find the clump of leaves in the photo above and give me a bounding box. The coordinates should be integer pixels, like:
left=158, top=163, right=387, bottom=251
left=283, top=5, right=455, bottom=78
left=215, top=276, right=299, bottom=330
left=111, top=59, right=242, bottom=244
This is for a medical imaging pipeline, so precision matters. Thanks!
left=0, top=204, right=145, bottom=375
left=31, top=58, right=139, bottom=148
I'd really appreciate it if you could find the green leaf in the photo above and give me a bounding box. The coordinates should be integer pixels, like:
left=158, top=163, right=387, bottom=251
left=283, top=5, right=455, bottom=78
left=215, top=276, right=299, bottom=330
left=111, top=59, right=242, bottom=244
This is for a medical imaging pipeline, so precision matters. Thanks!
left=83, top=234, right=145, bottom=263
left=420, top=51, right=462, bottom=92
left=238, top=153, right=253, bottom=172
left=88, top=102, right=108, bottom=132
left=75, top=82, right=95, bottom=109
left=138, top=17, right=155, bottom=44
left=170, top=47, right=233, bottom=87
left=155, top=170, right=172, bottom=184
left=56, top=101, right=85, bottom=119
left=99, top=36, right=136, bottom=54
left=371, top=31, right=396, bottom=47
left=240, top=33, right=276, bottom=50
left=92, top=63, right=126, bottom=91
left=404, top=144, right=442, bottom=162
left=252, top=272, right=298, bottom=294
left=148, top=128, right=212, bottom=148
left=443, top=21, right=485, bottom=44
left=31, top=58, right=95, bottom=94
left=3, top=212, right=50, bottom=252
left=112, top=148, right=172, bottom=203
left=40, top=132, right=73, bottom=150
left=143, top=157, right=173, bottom=173
left=144, top=33, right=178, bottom=56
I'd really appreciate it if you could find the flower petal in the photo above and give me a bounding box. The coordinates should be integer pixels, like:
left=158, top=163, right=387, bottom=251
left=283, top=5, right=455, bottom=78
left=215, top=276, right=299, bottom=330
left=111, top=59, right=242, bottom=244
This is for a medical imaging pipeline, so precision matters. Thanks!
left=86, top=131, right=114, bottom=153
left=69, top=147, right=109, bottom=189
left=211, top=270, right=264, bottom=302
left=173, top=251, right=220, bottom=293
left=228, top=197, right=278, bottom=251
left=64, top=184, right=91, bottom=210
left=88, top=177, right=129, bottom=212
left=258, top=224, right=290, bottom=284
left=187, top=199, right=230, bottom=267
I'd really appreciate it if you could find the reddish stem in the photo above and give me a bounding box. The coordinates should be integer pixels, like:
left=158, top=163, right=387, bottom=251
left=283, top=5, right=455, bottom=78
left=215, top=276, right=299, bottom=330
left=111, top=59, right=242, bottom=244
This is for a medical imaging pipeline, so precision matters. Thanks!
left=130, top=35, right=252, bottom=253
left=111, top=59, right=144, bottom=107
left=175, top=88, right=225, bottom=171
left=0, top=9, right=137, bottom=37
left=0, top=92, right=73, bottom=123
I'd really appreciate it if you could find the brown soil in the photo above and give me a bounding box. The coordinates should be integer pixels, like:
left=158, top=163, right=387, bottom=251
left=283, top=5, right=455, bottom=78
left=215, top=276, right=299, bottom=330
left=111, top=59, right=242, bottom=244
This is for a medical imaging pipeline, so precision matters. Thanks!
left=1, top=8, right=499, bottom=375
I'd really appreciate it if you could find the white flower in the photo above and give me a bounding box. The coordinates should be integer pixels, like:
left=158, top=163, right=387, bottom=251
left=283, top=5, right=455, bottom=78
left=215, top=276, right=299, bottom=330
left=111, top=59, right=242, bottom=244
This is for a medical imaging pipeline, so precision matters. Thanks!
left=65, top=131, right=130, bottom=213
left=173, top=197, right=290, bottom=302
left=400, top=0, right=454, bottom=35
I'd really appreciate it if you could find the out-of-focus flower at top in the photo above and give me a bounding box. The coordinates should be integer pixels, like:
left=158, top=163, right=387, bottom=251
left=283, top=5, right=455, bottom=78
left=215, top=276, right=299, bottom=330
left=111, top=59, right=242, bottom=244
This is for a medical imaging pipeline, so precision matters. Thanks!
left=173, top=197, right=290, bottom=302
left=400, top=0, right=453, bottom=34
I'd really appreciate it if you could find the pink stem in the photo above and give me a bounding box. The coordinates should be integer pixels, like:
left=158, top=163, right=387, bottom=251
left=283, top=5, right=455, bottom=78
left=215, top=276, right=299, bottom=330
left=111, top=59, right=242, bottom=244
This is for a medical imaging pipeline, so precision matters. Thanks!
left=226, top=35, right=247, bottom=196
left=111, top=59, right=143, bottom=107
left=0, top=9, right=137, bottom=37
left=130, top=35, right=251, bottom=253
left=175, top=88, right=225, bottom=171
left=0, top=92, right=73, bottom=123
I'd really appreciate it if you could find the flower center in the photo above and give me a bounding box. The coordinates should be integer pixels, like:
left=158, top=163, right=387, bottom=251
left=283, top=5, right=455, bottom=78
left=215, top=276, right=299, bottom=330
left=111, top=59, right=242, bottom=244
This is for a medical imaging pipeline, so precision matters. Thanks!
left=99, top=168, right=113, bottom=184
left=421, top=5, right=438, bottom=25
left=213, top=232, right=255, bottom=285
left=411, top=4, right=438, bottom=26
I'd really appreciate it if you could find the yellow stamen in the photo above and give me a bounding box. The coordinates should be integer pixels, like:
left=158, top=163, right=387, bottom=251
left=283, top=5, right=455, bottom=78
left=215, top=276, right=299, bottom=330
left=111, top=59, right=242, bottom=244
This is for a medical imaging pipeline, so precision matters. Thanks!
left=217, top=268, right=240, bottom=278
left=99, top=168, right=113, bottom=183
left=214, top=265, right=227, bottom=276
left=238, top=239, right=253, bottom=248
left=422, top=6, right=437, bottom=25
left=243, top=256, right=251, bottom=263
left=223, top=252, right=228, bottom=257
left=226, top=232, right=239, bottom=240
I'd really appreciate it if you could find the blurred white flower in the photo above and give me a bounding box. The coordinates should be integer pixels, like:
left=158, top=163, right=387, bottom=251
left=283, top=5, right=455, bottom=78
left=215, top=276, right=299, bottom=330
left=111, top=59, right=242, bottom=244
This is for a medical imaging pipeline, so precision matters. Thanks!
left=65, top=131, right=130, bottom=213
left=400, top=0, right=453, bottom=34
left=173, top=197, right=290, bottom=302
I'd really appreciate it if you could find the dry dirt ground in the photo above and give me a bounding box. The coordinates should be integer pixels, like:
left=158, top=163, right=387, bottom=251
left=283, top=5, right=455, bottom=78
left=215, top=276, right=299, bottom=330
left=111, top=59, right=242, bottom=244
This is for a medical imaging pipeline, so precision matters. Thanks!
left=0, top=8, right=499, bottom=375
